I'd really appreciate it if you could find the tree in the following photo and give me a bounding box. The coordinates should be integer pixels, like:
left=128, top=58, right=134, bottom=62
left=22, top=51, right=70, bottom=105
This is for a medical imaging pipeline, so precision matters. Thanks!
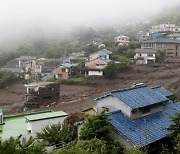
left=52, top=138, right=124, bottom=154
left=64, top=112, right=87, bottom=140
left=167, top=112, right=180, bottom=138
left=156, top=50, right=166, bottom=63
left=0, top=135, right=47, bottom=154
left=104, top=61, right=119, bottom=79
left=36, top=123, right=73, bottom=146
left=80, top=112, right=110, bottom=141
left=118, top=56, right=132, bottom=71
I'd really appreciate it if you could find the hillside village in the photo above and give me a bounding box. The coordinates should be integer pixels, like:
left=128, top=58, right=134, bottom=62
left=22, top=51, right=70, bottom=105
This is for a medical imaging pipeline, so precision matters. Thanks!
left=1, top=22, right=180, bottom=153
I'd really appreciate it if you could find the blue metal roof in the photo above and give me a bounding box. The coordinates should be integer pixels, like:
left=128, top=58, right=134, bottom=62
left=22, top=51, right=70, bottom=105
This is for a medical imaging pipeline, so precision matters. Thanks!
left=152, top=86, right=172, bottom=97
left=108, top=101, right=180, bottom=147
left=111, top=85, right=168, bottom=109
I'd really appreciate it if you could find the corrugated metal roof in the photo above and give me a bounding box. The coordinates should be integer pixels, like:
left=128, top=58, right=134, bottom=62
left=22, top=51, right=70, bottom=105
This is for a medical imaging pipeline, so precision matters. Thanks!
left=108, top=101, right=180, bottom=147
left=111, top=85, right=168, bottom=109
left=152, top=86, right=172, bottom=97
left=24, top=111, right=67, bottom=121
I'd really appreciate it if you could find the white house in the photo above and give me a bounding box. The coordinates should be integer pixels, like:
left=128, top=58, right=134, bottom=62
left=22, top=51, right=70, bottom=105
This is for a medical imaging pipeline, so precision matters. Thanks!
left=24, top=111, right=68, bottom=133
left=115, top=35, right=130, bottom=46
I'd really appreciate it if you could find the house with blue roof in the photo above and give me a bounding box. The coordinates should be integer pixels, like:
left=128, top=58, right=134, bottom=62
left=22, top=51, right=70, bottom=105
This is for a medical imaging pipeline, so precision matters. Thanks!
left=94, top=84, right=180, bottom=148
left=89, top=49, right=112, bottom=61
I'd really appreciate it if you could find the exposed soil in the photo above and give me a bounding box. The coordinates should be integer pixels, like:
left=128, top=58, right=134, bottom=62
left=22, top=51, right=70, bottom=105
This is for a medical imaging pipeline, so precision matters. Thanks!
left=1, top=63, right=180, bottom=115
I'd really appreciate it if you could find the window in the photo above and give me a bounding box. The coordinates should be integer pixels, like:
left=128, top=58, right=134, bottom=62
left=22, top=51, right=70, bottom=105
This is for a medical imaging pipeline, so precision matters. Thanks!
left=139, top=54, right=142, bottom=57
left=142, top=107, right=150, bottom=115
left=43, top=96, right=52, bottom=100
left=62, top=69, right=65, bottom=72
left=147, top=54, right=153, bottom=57
left=176, top=45, right=178, bottom=50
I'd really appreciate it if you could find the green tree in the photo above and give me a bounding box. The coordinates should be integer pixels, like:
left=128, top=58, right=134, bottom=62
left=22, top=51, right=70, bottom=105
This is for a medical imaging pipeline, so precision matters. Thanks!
left=167, top=112, right=180, bottom=138
left=0, top=135, right=47, bottom=154
left=156, top=50, right=166, bottom=63
left=118, top=56, right=132, bottom=71
left=104, top=61, right=119, bottom=79
left=80, top=112, right=110, bottom=141
left=36, top=123, right=73, bottom=146
left=64, top=112, right=87, bottom=140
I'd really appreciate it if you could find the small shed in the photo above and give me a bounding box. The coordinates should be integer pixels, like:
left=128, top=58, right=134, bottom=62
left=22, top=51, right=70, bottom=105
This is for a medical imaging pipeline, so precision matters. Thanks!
left=24, top=111, right=68, bottom=133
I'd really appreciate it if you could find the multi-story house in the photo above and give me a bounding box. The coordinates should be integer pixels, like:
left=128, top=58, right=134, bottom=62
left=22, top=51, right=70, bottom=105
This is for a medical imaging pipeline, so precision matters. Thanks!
left=55, top=63, right=73, bottom=79
left=134, top=38, right=180, bottom=64
left=94, top=84, right=180, bottom=148
left=115, top=35, right=130, bottom=46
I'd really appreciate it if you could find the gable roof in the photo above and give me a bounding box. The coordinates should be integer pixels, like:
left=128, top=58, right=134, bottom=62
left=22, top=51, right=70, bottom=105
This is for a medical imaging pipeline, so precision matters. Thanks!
left=16, top=56, right=36, bottom=61
left=1, top=67, right=23, bottom=73
left=108, top=101, right=180, bottom=147
left=111, top=85, right=168, bottom=109
left=90, top=49, right=112, bottom=56
left=152, top=86, right=172, bottom=97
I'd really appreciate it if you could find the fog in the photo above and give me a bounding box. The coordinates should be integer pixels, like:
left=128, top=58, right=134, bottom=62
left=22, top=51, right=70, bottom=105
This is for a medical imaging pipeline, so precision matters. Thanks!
left=0, top=0, right=180, bottom=42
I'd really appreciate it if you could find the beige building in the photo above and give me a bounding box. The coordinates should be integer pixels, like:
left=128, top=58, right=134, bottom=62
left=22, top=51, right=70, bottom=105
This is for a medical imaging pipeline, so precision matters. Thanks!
left=134, top=38, right=180, bottom=64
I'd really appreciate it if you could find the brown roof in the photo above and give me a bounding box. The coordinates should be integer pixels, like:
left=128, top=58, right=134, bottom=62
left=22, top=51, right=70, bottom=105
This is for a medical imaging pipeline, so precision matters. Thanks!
left=85, top=58, right=108, bottom=70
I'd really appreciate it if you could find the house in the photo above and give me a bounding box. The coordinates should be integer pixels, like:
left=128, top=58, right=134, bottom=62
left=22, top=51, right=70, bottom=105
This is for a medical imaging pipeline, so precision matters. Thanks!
left=134, top=38, right=180, bottom=64
left=4, top=56, right=45, bottom=80
left=55, top=63, right=73, bottom=79
left=115, top=35, right=130, bottom=46
left=92, top=41, right=106, bottom=48
left=150, top=24, right=175, bottom=33
left=1, top=67, right=24, bottom=78
left=85, top=58, right=110, bottom=76
left=25, top=111, right=68, bottom=133
left=0, top=110, right=67, bottom=139
left=24, top=82, right=60, bottom=109
left=89, top=49, right=112, bottom=61
left=137, top=31, right=152, bottom=41
left=167, top=33, right=180, bottom=40
left=134, top=48, right=156, bottom=64
left=93, top=84, right=180, bottom=148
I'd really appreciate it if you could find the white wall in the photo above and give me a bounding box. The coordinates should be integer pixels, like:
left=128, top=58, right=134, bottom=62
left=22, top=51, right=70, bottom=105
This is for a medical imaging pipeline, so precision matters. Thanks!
left=96, top=96, right=132, bottom=118
left=88, top=70, right=103, bottom=76
left=27, top=116, right=67, bottom=134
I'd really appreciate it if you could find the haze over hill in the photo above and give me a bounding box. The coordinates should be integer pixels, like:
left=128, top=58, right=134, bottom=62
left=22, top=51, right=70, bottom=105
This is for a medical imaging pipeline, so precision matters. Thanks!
left=0, top=0, right=180, bottom=44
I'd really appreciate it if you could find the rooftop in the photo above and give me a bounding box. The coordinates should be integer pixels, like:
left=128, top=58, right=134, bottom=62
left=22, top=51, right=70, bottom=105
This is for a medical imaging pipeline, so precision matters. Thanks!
left=144, top=38, right=180, bottom=44
left=24, top=111, right=68, bottom=122
left=16, top=56, right=36, bottom=61
left=0, top=110, right=52, bottom=139
left=108, top=100, right=180, bottom=147
left=24, top=82, right=58, bottom=87
left=135, top=48, right=156, bottom=54
left=111, top=85, right=168, bottom=109
left=90, top=49, right=112, bottom=56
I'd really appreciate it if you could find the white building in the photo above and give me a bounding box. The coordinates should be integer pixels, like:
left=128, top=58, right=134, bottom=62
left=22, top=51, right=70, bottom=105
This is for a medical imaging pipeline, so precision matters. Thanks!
left=115, top=35, right=130, bottom=46
left=24, top=111, right=68, bottom=133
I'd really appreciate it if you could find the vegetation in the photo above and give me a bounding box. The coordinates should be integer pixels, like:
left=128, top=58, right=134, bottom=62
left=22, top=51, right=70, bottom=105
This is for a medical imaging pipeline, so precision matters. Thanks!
left=36, top=123, right=73, bottom=147
left=104, top=61, right=119, bottom=79
left=0, top=71, right=18, bottom=88
left=156, top=50, right=166, bottom=63
left=80, top=112, right=111, bottom=141
left=64, top=112, right=88, bottom=140
left=0, top=135, right=47, bottom=154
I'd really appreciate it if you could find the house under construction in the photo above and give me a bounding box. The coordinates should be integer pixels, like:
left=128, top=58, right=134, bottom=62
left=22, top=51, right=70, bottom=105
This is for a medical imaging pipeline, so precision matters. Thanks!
left=24, top=82, right=60, bottom=109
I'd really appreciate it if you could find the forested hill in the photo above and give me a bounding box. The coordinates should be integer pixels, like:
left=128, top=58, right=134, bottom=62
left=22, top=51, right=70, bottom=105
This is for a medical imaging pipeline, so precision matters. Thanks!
left=150, top=4, right=180, bottom=25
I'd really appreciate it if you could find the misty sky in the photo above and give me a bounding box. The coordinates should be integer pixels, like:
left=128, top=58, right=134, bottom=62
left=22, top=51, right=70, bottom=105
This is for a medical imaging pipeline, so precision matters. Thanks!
left=0, top=0, right=180, bottom=40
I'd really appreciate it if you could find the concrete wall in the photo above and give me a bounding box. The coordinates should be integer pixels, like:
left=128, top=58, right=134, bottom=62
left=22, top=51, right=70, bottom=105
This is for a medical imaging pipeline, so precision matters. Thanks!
left=27, top=116, right=67, bottom=134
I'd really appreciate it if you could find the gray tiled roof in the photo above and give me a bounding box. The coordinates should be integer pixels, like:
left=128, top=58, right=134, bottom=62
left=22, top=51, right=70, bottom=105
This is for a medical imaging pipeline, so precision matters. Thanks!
left=135, top=48, right=156, bottom=54
left=144, top=38, right=180, bottom=43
